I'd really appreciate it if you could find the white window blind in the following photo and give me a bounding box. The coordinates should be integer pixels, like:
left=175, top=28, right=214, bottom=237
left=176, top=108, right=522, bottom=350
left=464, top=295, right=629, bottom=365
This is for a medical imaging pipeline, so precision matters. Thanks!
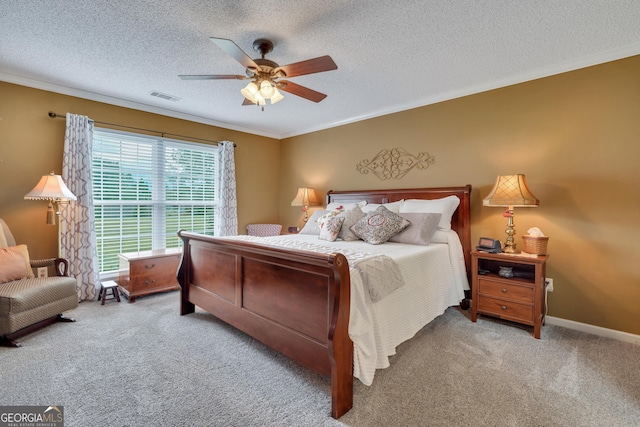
left=92, top=129, right=217, bottom=274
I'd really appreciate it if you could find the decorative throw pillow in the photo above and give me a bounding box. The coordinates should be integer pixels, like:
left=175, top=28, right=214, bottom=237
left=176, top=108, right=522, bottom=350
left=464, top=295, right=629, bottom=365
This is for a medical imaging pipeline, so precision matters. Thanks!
left=350, top=206, right=411, bottom=245
left=10, top=244, right=35, bottom=279
left=316, top=206, right=345, bottom=229
left=389, top=213, right=442, bottom=245
left=0, top=246, right=30, bottom=284
left=399, top=196, right=460, bottom=230
left=430, top=230, right=449, bottom=244
left=299, top=210, right=328, bottom=235
left=0, top=225, right=8, bottom=248
left=318, top=216, right=345, bottom=242
left=361, top=200, right=404, bottom=213
left=336, top=205, right=365, bottom=241
left=326, top=200, right=367, bottom=211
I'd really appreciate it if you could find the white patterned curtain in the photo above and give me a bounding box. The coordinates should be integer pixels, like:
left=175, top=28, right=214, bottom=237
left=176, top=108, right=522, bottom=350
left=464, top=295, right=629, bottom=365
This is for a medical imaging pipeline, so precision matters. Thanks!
left=61, top=113, right=100, bottom=301
left=215, top=141, right=238, bottom=236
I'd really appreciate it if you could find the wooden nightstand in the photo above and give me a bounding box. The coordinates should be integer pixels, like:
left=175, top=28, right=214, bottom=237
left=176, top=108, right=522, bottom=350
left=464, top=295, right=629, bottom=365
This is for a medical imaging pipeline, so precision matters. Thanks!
left=471, top=251, right=548, bottom=339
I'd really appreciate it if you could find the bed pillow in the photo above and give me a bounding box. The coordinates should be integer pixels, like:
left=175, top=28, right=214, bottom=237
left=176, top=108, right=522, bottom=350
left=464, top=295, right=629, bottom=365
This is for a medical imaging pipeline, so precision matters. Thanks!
left=318, top=216, right=345, bottom=242
left=336, top=205, right=365, bottom=241
left=316, top=206, right=345, bottom=229
left=399, top=196, right=460, bottom=230
left=361, top=200, right=404, bottom=213
left=350, top=206, right=410, bottom=245
left=0, top=246, right=30, bottom=283
left=431, top=229, right=451, bottom=244
left=298, top=210, right=328, bottom=235
left=326, top=200, right=367, bottom=211
left=388, top=213, right=442, bottom=245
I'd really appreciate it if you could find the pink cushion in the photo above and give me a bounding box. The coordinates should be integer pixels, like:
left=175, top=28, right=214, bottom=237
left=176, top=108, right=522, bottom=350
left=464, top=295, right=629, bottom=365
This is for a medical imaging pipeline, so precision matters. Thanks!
left=0, top=246, right=29, bottom=284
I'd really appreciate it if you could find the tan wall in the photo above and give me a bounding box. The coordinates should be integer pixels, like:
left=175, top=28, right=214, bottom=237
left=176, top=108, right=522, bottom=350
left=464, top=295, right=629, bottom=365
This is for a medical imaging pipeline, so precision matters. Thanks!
left=280, top=55, right=640, bottom=335
left=2, top=55, right=638, bottom=335
left=0, top=82, right=280, bottom=260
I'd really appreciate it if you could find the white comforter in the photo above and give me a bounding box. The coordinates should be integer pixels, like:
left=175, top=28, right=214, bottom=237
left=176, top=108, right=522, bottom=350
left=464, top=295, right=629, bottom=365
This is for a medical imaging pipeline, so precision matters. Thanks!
left=221, top=230, right=469, bottom=385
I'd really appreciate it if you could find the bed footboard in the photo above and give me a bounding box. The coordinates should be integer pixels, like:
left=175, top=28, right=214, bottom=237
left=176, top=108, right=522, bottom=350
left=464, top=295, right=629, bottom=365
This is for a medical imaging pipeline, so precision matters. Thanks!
left=177, top=231, right=353, bottom=419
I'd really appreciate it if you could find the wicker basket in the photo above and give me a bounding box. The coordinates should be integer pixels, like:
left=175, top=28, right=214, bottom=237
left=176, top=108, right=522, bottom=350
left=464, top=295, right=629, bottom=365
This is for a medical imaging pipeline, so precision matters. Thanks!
left=522, top=235, right=549, bottom=255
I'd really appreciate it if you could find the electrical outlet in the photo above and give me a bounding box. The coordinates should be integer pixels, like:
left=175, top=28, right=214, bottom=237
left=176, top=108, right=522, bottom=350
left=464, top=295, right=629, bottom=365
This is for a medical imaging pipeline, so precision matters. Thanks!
left=545, top=277, right=554, bottom=292
left=37, top=267, right=48, bottom=279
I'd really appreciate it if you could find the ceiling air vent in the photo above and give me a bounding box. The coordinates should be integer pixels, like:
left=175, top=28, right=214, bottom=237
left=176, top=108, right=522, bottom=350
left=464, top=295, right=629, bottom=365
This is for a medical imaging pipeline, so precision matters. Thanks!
left=149, top=91, right=181, bottom=102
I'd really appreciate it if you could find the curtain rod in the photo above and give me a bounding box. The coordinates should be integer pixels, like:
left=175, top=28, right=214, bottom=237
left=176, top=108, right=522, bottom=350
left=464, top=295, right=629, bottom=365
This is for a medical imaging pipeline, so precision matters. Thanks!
left=47, top=111, right=225, bottom=146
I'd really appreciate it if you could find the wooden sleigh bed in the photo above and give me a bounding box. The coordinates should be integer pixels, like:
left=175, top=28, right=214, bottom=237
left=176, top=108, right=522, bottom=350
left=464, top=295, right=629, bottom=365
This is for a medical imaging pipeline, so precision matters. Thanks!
left=177, top=185, right=472, bottom=419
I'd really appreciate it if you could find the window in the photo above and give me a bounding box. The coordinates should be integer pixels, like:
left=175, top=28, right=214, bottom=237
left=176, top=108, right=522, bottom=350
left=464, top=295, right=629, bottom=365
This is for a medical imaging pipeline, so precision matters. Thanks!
left=92, top=129, right=217, bottom=274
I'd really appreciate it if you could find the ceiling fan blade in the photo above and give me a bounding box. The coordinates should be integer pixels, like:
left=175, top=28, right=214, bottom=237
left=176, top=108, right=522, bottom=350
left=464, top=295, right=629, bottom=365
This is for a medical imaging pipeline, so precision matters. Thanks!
left=178, top=74, right=247, bottom=80
left=275, top=55, right=337, bottom=78
left=242, top=97, right=256, bottom=106
left=210, top=37, right=261, bottom=71
left=278, top=80, right=327, bottom=103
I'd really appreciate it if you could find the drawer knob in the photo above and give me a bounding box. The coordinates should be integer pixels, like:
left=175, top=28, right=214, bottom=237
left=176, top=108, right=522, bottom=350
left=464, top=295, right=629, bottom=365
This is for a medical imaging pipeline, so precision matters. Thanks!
left=501, top=288, right=507, bottom=293
left=501, top=305, right=507, bottom=310
left=145, top=264, right=155, bottom=269
left=144, top=280, right=156, bottom=285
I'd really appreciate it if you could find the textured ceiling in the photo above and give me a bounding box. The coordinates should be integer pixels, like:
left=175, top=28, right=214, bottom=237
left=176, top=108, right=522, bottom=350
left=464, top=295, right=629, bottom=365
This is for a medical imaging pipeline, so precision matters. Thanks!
left=2, top=1, right=640, bottom=139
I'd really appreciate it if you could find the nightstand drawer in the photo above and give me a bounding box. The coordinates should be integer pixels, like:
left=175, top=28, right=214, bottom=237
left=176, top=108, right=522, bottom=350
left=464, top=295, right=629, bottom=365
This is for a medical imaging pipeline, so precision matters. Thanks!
left=478, top=296, right=534, bottom=323
left=478, top=278, right=534, bottom=303
left=472, top=251, right=548, bottom=338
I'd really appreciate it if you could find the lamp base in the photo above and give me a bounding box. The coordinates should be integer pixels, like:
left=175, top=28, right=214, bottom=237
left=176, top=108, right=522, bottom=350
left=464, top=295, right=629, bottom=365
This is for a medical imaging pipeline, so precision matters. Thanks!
left=503, top=243, right=517, bottom=254
left=503, top=208, right=517, bottom=253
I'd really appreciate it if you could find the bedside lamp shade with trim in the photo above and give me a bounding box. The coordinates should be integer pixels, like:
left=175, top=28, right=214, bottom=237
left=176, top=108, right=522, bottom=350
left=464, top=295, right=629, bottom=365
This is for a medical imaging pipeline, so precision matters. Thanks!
left=483, top=174, right=539, bottom=253
left=25, top=172, right=77, bottom=225
left=291, top=187, right=320, bottom=222
left=25, top=172, right=77, bottom=257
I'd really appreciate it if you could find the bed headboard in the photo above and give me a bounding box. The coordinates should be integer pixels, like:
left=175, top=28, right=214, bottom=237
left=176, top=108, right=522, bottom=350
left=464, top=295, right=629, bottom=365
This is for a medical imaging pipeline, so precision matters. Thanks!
left=326, top=185, right=472, bottom=280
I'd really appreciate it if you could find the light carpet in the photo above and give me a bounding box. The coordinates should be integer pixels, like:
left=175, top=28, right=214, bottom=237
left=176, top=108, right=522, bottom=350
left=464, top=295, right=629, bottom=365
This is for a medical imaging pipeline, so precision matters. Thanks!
left=1, top=291, right=638, bottom=426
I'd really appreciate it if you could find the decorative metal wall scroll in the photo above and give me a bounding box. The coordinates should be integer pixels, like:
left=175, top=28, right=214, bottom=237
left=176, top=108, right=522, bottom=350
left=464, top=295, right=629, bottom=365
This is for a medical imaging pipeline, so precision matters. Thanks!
left=356, top=147, right=435, bottom=180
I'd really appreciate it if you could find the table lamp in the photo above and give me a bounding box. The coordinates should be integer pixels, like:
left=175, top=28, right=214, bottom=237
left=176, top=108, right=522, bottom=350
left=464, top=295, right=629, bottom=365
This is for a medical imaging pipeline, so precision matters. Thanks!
left=483, top=174, right=539, bottom=253
left=290, top=187, right=320, bottom=222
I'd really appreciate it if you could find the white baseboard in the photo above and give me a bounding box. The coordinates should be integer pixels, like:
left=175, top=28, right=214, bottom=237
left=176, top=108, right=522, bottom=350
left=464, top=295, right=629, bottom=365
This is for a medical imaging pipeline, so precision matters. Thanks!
left=546, top=316, right=640, bottom=345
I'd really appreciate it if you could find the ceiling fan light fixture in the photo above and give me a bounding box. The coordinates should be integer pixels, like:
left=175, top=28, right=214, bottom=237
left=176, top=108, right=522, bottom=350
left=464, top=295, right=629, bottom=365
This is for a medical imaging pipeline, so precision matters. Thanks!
left=240, top=82, right=259, bottom=103
left=182, top=37, right=336, bottom=107
left=270, top=87, right=284, bottom=104
left=259, top=80, right=275, bottom=98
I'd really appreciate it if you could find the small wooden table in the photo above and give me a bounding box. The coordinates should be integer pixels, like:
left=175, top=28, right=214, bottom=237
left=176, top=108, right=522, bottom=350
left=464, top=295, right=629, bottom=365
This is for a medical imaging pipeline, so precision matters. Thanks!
left=117, top=248, right=182, bottom=302
left=471, top=251, right=548, bottom=339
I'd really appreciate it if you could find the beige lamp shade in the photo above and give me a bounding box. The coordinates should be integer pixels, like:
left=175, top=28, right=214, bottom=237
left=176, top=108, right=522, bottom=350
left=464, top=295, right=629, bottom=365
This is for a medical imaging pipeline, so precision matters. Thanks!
left=24, top=172, right=77, bottom=201
left=483, top=174, right=538, bottom=208
left=24, top=172, right=76, bottom=250
left=291, top=187, right=320, bottom=222
left=483, top=174, right=539, bottom=253
left=290, top=187, right=320, bottom=207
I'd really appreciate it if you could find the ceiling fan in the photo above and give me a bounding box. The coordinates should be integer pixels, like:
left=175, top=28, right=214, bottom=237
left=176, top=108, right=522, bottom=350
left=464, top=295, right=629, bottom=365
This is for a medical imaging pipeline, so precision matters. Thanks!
left=179, top=37, right=337, bottom=108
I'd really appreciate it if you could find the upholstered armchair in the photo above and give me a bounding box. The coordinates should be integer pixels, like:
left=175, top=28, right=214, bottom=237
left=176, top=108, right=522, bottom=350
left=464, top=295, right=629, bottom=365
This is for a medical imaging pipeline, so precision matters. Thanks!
left=0, top=218, right=78, bottom=347
left=246, top=224, right=282, bottom=237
